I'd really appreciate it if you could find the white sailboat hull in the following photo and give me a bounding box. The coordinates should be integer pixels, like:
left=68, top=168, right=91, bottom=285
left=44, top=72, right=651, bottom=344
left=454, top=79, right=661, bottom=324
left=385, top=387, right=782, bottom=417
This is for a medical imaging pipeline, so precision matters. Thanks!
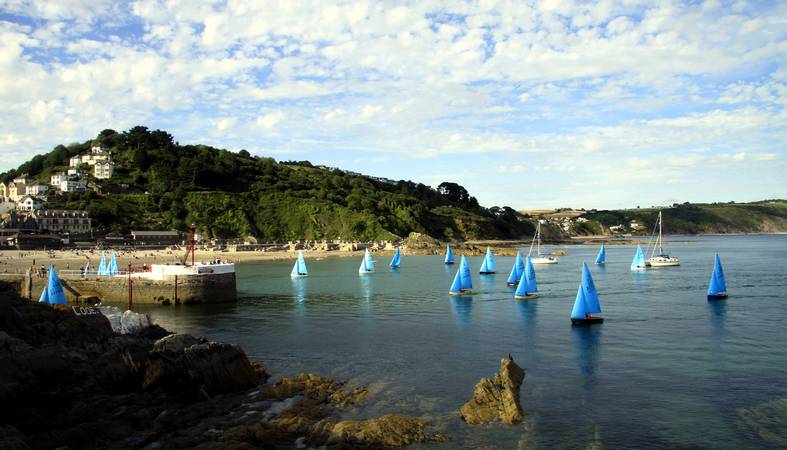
left=290, top=274, right=308, bottom=278
left=646, top=256, right=680, bottom=267
left=530, top=256, right=559, bottom=264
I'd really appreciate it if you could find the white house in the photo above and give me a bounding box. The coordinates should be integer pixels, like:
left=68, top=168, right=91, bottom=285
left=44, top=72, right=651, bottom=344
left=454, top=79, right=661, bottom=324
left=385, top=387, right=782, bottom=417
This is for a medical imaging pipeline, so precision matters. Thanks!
left=93, top=160, right=114, bottom=179
left=69, top=154, right=83, bottom=167
left=18, top=195, right=44, bottom=211
left=12, top=175, right=28, bottom=185
left=0, top=182, right=7, bottom=200
left=60, top=179, right=86, bottom=193
left=50, top=172, right=64, bottom=186
left=25, top=184, right=49, bottom=196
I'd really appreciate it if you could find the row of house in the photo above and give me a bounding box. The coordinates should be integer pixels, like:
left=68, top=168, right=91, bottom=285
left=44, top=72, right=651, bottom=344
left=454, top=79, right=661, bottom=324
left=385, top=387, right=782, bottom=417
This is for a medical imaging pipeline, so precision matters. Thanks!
left=0, top=209, right=91, bottom=234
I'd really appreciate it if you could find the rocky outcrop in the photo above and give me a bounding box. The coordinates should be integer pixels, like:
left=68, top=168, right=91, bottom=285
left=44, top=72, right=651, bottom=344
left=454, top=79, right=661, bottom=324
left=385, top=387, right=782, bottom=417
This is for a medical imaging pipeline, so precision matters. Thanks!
left=143, top=334, right=264, bottom=398
left=264, top=373, right=368, bottom=406
left=331, top=414, right=449, bottom=447
left=460, top=357, right=526, bottom=425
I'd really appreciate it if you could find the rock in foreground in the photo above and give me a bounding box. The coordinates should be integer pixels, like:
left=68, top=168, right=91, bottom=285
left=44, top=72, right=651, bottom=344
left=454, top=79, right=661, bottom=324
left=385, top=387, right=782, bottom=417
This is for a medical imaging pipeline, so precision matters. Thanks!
left=461, top=357, right=525, bottom=425
left=331, top=414, right=449, bottom=447
left=737, top=397, right=787, bottom=447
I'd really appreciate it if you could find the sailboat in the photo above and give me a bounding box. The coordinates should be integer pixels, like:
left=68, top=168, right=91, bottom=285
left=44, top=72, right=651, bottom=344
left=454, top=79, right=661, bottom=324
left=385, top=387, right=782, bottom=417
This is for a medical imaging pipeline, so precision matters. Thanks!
left=449, top=255, right=473, bottom=295
left=389, top=247, right=402, bottom=268
left=479, top=247, right=496, bottom=274
left=38, top=285, right=49, bottom=304
left=108, top=251, right=119, bottom=275
left=595, top=244, right=606, bottom=265
left=528, top=221, right=559, bottom=264
left=630, top=245, right=646, bottom=271
left=514, top=256, right=539, bottom=299
left=570, top=262, right=603, bottom=325
left=97, top=252, right=107, bottom=276
left=358, top=248, right=376, bottom=274
left=646, top=210, right=679, bottom=267
left=45, top=264, right=68, bottom=305
left=444, top=244, right=455, bottom=265
left=707, top=253, right=728, bottom=300
left=506, top=252, right=525, bottom=286
left=290, top=250, right=308, bottom=278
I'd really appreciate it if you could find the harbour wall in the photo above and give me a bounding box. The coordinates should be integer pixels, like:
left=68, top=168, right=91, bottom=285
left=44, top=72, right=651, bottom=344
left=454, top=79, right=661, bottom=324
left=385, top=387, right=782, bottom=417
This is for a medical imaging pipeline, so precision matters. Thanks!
left=1, top=272, right=237, bottom=305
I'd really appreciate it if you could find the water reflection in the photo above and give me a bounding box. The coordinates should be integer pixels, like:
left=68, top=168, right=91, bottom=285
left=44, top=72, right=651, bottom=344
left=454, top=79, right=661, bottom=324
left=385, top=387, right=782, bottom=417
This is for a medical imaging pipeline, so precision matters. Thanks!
left=359, top=275, right=373, bottom=303
left=516, top=299, right=538, bottom=346
left=707, top=298, right=727, bottom=338
left=452, top=297, right=473, bottom=326
left=572, top=325, right=602, bottom=379
left=631, top=270, right=648, bottom=289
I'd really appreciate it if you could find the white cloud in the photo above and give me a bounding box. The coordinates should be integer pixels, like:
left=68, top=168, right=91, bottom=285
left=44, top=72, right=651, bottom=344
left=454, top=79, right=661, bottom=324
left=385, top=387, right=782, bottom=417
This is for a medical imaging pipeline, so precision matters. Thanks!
left=256, top=111, right=284, bottom=129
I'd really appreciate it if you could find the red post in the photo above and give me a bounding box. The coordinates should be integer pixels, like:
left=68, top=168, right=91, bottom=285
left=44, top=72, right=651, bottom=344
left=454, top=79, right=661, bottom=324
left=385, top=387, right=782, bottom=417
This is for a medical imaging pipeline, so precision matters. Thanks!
left=127, top=263, right=132, bottom=311
left=189, top=224, right=196, bottom=267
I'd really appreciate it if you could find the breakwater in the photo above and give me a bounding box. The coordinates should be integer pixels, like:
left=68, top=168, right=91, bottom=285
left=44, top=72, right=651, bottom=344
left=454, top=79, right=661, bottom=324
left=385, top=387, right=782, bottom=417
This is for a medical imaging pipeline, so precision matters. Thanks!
left=0, top=271, right=237, bottom=305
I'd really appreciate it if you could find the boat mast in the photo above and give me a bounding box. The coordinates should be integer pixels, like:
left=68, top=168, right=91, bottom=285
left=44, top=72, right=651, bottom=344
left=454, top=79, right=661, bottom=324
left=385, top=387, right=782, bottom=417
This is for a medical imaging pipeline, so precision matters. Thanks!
left=658, top=211, right=663, bottom=256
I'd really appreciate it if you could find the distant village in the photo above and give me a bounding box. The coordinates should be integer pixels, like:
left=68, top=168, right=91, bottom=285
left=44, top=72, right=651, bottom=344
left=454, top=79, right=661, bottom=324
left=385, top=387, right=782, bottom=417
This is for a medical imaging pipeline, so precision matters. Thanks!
left=0, top=143, right=121, bottom=249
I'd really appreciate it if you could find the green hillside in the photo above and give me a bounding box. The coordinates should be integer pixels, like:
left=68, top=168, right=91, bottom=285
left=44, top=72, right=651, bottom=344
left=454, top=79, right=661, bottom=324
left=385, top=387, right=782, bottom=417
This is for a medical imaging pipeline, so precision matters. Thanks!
left=1, top=127, right=533, bottom=241
left=583, top=201, right=787, bottom=235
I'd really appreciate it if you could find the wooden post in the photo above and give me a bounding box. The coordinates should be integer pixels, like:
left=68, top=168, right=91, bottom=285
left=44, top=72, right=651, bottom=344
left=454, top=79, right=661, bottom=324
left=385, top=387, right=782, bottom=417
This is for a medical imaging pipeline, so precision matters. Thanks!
left=127, top=264, right=132, bottom=311
left=25, top=268, right=33, bottom=300
left=174, top=275, right=179, bottom=305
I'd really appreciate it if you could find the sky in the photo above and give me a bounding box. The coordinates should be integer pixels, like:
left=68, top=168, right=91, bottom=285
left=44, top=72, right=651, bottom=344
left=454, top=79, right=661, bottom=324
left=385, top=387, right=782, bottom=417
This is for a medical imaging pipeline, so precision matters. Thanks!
left=0, top=0, right=786, bottom=210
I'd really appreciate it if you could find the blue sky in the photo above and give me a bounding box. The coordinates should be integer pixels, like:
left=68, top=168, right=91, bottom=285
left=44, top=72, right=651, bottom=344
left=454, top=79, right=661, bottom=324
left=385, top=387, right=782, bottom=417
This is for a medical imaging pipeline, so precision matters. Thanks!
left=1, top=0, right=785, bottom=209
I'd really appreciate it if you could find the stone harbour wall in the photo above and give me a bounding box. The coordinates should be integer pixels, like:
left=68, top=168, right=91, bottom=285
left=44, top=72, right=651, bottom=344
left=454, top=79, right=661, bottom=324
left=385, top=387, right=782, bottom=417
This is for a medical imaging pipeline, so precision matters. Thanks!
left=9, top=272, right=237, bottom=305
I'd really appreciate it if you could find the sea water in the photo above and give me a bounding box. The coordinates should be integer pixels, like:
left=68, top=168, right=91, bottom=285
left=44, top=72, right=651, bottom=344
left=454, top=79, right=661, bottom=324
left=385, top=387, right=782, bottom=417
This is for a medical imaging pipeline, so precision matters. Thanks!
left=139, top=235, right=787, bottom=449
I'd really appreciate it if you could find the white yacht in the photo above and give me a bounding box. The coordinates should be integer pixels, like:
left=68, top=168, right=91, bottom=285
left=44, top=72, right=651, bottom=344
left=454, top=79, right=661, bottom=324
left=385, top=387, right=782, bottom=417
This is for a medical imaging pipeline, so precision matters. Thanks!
left=646, top=210, right=679, bottom=267
left=528, top=221, right=559, bottom=264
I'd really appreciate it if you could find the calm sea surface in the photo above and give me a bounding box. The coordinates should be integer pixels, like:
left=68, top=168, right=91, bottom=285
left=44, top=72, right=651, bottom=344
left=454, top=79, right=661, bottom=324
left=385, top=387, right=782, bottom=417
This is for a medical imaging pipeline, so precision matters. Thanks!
left=138, top=235, right=787, bottom=449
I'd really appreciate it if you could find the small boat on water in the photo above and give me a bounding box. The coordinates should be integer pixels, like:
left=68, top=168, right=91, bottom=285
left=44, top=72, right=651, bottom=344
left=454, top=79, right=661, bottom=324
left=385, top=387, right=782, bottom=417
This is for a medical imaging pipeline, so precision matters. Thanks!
left=97, top=252, right=107, bottom=276
left=479, top=247, right=496, bottom=274
left=444, top=244, right=455, bottom=265
left=358, top=248, right=376, bottom=274
left=646, top=210, right=679, bottom=267
left=514, top=256, right=539, bottom=299
left=595, top=244, right=606, bottom=265
left=40, top=265, right=67, bottom=305
left=389, top=247, right=402, bottom=268
left=631, top=245, right=647, bottom=271
left=449, top=255, right=473, bottom=295
left=290, top=250, right=308, bottom=278
left=528, top=221, right=559, bottom=264
left=571, top=262, right=603, bottom=325
left=506, top=252, right=525, bottom=286
left=707, top=253, right=728, bottom=301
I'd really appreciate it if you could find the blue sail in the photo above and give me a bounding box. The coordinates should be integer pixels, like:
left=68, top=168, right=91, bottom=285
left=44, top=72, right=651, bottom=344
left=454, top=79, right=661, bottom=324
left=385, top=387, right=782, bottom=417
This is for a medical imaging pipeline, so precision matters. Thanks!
left=506, top=252, right=524, bottom=284
left=97, top=252, right=107, bottom=276
left=389, top=248, right=401, bottom=268
left=707, top=253, right=727, bottom=295
left=46, top=264, right=67, bottom=305
left=108, top=251, right=119, bottom=275
left=485, top=247, right=496, bottom=272
left=290, top=259, right=300, bottom=276
left=525, top=256, right=538, bottom=293
left=365, top=248, right=376, bottom=271
left=445, top=245, right=455, bottom=264
left=459, top=255, right=473, bottom=290
left=630, top=245, right=646, bottom=270
left=449, top=269, right=463, bottom=294
left=514, top=270, right=529, bottom=297
left=479, top=256, right=489, bottom=273
left=595, top=245, right=606, bottom=265
left=298, top=251, right=308, bottom=274
left=581, top=262, right=601, bottom=314
left=570, top=284, right=588, bottom=319
left=38, top=285, right=49, bottom=304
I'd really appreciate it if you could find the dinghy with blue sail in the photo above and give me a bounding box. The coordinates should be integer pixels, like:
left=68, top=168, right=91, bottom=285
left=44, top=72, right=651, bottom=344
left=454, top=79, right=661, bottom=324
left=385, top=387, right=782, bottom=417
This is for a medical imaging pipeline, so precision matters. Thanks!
left=449, top=255, right=473, bottom=295
left=571, top=262, right=603, bottom=325
left=291, top=250, right=308, bottom=278
left=506, top=252, right=525, bottom=286
left=108, top=251, right=119, bottom=275
left=514, top=256, right=539, bottom=299
left=444, top=244, right=455, bottom=265
left=595, top=245, right=606, bottom=265
left=707, top=253, right=728, bottom=300
left=46, top=264, right=68, bottom=305
left=630, top=245, right=646, bottom=271
left=97, top=252, right=107, bottom=276
left=359, top=248, right=376, bottom=274
left=38, top=286, right=49, bottom=304
left=389, top=247, right=401, bottom=268
left=479, top=247, right=496, bottom=274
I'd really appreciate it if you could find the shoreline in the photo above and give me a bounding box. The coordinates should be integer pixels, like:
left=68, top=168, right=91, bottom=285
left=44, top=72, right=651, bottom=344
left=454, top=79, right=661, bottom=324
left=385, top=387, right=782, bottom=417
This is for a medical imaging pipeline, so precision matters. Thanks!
left=1, top=233, right=783, bottom=274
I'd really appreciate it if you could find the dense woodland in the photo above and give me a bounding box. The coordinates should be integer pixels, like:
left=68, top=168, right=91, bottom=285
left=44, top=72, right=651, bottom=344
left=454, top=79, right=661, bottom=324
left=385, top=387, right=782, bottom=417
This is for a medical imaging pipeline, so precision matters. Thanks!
left=1, top=127, right=534, bottom=240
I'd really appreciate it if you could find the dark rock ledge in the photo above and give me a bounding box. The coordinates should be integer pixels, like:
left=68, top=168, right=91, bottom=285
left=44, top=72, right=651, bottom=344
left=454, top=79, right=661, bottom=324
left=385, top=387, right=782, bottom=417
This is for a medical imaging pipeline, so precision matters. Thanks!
left=0, top=288, right=446, bottom=449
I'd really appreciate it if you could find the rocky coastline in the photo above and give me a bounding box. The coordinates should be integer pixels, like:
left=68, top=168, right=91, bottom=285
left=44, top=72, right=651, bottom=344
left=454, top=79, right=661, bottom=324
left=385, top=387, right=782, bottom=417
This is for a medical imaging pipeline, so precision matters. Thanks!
left=0, top=282, right=449, bottom=449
